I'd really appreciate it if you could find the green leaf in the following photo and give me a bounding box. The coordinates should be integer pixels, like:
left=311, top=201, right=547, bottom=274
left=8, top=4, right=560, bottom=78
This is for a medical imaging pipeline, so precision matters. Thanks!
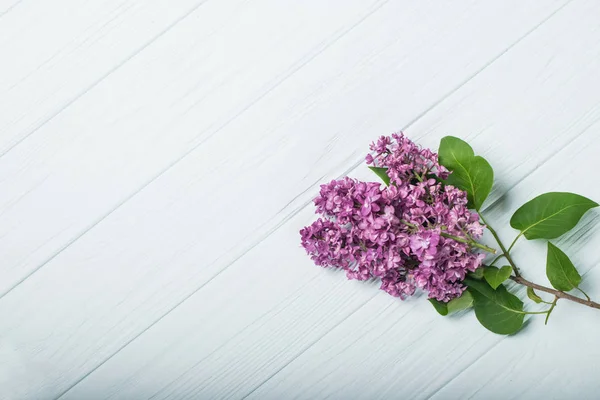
left=445, top=156, right=493, bottom=210
left=447, top=290, right=474, bottom=313
left=429, top=299, right=448, bottom=316
left=438, top=136, right=475, bottom=168
left=464, top=278, right=505, bottom=301
left=465, top=278, right=525, bottom=335
left=483, top=265, right=513, bottom=289
left=429, top=291, right=474, bottom=316
left=526, top=287, right=544, bottom=304
left=368, top=166, right=391, bottom=186
left=510, top=192, right=598, bottom=240
left=468, top=267, right=485, bottom=280
left=546, top=242, right=582, bottom=291
left=438, top=136, right=494, bottom=210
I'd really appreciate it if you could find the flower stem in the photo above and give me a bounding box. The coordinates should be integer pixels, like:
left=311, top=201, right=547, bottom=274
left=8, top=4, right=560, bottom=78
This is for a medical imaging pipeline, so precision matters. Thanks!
left=477, top=214, right=600, bottom=311
left=544, top=296, right=558, bottom=325
left=488, top=254, right=506, bottom=267
left=401, top=220, right=417, bottom=228
left=478, top=213, right=600, bottom=310
left=399, top=220, right=496, bottom=254
left=439, top=232, right=496, bottom=254
left=510, top=276, right=600, bottom=310
left=478, top=214, right=521, bottom=277
left=507, top=232, right=522, bottom=253
left=576, top=287, right=591, bottom=302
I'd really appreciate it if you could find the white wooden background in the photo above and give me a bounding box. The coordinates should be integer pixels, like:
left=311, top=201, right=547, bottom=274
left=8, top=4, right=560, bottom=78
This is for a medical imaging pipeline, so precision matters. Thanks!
left=1, top=1, right=600, bottom=399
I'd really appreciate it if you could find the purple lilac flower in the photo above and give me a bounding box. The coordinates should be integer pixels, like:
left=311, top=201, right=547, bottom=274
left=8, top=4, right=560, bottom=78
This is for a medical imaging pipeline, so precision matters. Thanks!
left=300, top=133, right=486, bottom=302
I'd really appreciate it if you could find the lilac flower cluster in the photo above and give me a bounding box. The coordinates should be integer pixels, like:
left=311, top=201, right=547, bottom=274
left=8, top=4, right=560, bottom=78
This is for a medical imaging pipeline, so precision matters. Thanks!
left=300, top=133, right=485, bottom=302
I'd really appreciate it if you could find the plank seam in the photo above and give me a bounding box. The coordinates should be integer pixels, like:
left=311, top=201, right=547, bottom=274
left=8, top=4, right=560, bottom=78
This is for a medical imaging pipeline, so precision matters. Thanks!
left=0, top=0, right=391, bottom=301
left=426, top=265, right=599, bottom=400
left=239, top=294, right=380, bottom=400
left=425, top=338, right=507, bottom=400
left=143, top=275, right=325, bottom=399
left=51, top=1, right=574, bottom=397
left=0, top=0, right=23, bottom=20
left=0, top=0, right=211, bottom=158
left=46, top=2, right=397, bottom=398
left=213, top=2, right=580, bottom=395
left=15, top=0, right=574, bottom=397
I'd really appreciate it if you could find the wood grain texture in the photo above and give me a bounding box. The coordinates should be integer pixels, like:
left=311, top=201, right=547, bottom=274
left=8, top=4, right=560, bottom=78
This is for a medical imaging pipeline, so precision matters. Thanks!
left=0, top=0, right=384, bottom=296
left=0, top=0, right=207, bottom=153
left=241, top=128, right=600, bottom=400
left=56, top=2, right=600, bottom=399
left=0, top=0, right=22, bottom=18
left=3, top=0, right=599, bottom=399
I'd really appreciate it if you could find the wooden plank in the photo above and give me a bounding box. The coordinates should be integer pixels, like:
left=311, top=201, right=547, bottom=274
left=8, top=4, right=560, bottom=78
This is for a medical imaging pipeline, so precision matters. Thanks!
left=0, top=0, right=385, bottom=295
left=60, top=132, right=600, bottom=400
left=49, top=2, right=600, bottom=399
left=244, top=130, right=600, bottom=400
left=0, top=0, right=208, bottom=153
left=425, top=131, right=600, bottom=400
left=0, top=1, right=572, bottom=399
left=0, top=0, right=22, bottom=17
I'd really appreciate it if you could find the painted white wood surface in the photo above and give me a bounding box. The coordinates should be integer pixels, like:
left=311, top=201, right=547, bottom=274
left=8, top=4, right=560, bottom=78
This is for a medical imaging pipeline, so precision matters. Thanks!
left=1, top=1, right=599, bottom=399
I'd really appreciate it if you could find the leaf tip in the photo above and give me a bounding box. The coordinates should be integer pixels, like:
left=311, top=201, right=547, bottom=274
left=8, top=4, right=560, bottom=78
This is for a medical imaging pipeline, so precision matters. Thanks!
left=429, top=298, right=449, bottom=316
